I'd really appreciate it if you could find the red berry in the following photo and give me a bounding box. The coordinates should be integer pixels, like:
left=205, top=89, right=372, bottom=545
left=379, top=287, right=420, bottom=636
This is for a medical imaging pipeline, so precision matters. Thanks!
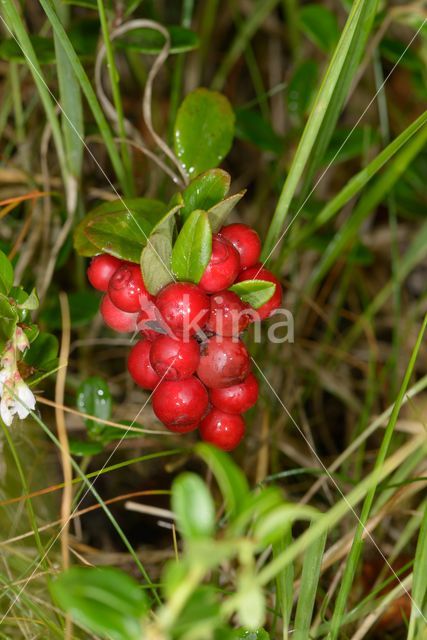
left=127, top=340, right=161, bottom=390
left=152, top=377, right=208, bottom=426
left=100, top=294, right=138, bottom=333
left=149, top=335, right=200, bottom=381
left=108, top=263, right=151, bottom=313
left=210, top=373, right=259, bottom=414
left=87, top=254, right=122, bottom=291
left=199, top=235, right=240, bottom=293
left=156, top=282, right=210, bottom=337
left=197, top=336, right=251, bottom=389
left=200, top=409, right=245, bottom=451
left=236, top=265, right=282, bottom=320
left=206, top=290, right=250, bottom=337
left=220, top=223, right=261, bottom=269
left=164, top=422, right=199, bottom=434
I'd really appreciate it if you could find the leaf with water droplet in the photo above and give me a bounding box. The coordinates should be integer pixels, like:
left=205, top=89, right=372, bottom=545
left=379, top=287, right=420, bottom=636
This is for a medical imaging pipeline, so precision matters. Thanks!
left=76, top=376, right=112, bottom=439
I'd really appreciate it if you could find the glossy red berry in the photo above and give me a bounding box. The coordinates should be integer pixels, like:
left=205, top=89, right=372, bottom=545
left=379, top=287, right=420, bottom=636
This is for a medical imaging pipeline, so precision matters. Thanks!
left=127, top=340, right=161, bottom=390
left=197, top=336, right=251, bottom=389
left=200, top=408, right=245, bottom=451
left=152, top=377, right=209, bottom=426
left=210, top=373, right=259, bottom=414
left=149, top=335, right=200, bottom=381
left=220, top=223, right=261, bottom=269
left=156, top=282, right=210, bottom=337
left=206, top=290, right=250, bottom=337
left=87, top=254, right=122, bottom=291
left=108, top=263, right=151, bottom=313
left=236, top=265, right=282, bottom=320
left=199, top=235, right=240, bottom=293
left=100, top=294, right=138, bottom=333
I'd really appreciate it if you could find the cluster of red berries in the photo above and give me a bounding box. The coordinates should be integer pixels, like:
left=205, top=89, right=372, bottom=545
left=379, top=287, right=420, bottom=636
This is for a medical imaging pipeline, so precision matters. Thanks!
left=87, top=223, right=282, bottom=451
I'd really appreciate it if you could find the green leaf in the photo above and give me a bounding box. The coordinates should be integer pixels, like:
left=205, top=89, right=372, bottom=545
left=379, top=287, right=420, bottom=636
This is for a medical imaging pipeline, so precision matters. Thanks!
left=24, top=332, right=59, bottom=369
left=76, top=376, right=112, bottom=438
left=50, top=566, right=149, bottom=640
left=229, top=280, right=275, bottom=309
left=174, top=89, right=235, bottom=177
left=69, top=439, right=104, bottom=456
left=74, top=198, right=167, bottom=257
left=172, top=586, right=221, bottom=638
left=235, top=578, right=265, bottom=631
left=208, top=191, right=246, bottom=233
left=0, top=293, right=18, bottom=344
left=299, top=5, right=340, bottom=53
left=141, top=234, right=174, bottom=296
left=196, top=444, right=250, bottom=519
left=235, top=108, right=283, bottom=155
left=287, top=60, right=318, bottom=120
left=0, top=250, right=14, bottom=295
left=116, top=25, right=200, bottom=55
left=172, top=210, right=212, bottom=283
left=0, top=36, right=56, bottom=64
left=181, top=169, right=231, bottom=222
left=172, top=472, right=216, bottom=540
left=232, top=629, right=270, bottom=640
left=16, top=288, right=39, bottom=311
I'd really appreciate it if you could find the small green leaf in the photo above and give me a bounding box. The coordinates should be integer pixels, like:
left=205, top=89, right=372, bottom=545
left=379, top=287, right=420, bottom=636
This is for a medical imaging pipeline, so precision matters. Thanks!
left=233, top=629, right=270, bottom=640
left=172, top=210, right=212, bottom=283
left=50, top=566, right=149, bottom=640
left=253, top=504, right=317, bottom=547
left=174, top=89, right=235, bottom=177
left=24, top=332, right=59, bottom=369
left=116, top=25, right=200, bottom=55
left=16, top=288, right=39, bottom=311
left=208, top=191, right=246, bottom=233
left=141, top=234, right=174, bottom=296
left=0, top=36, right=56, bottom=64
left=172, top=472, right=216, bottom=540
left=229, top=280, right=275, bottom=309
left=181, top=169, right=231, bottom=221
left=69, top=439, right=104, bottom=456
left=0, top=293, right=17, bottom=343
left=236, top=578, right=265, bottom=631
left=74, top=198, right=167, bottom=258
left=23, top=324, right=39, bottom=344
left=196, top=444, right=250, bottom=519
left=287, top=61, right=318, bottom=120
left=76, top=376, right=112, bottom=438
left=235, top=109, right=283, bottom=154
left=0, top=250, right=14, bottom=295
left=299, top=5, right=340, bottom=53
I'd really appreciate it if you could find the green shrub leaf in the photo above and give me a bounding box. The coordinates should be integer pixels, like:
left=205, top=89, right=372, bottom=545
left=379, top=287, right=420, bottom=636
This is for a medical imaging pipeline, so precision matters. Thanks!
left=76, top=376, right=112, bottom=439
left=172, top=210, right=212, bottom=283
left=172, top=472, right=216, bottom=539
left=0, top=250, right=14, bottom=295
left=50, top=566, right=149, bottom=640
left=229, top=280, right=275, bottom=309
left=174, top=89, right=235, bottom=177
left=299, top=5, right=340, bottom=53
left=208, top=191, right=246, bottom=232
left=181, top=169, right=231, bottom=221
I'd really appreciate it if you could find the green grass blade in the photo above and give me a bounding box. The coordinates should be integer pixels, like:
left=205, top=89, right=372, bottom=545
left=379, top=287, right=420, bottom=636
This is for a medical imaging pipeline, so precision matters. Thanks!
left=262, top=0, right=378, bottom=259
left=293, top=528, right=327, bottom=640
left=1, top=0, right=67, bottom=183
left=407, top=502, right=427, bottom=639
left=38, top=0, right=129, bottom=194
left=273, top=528, right=294, bottom=639
left=328, top=314, right=427, bottom=639
left=306, top=119, right=427, bottom=293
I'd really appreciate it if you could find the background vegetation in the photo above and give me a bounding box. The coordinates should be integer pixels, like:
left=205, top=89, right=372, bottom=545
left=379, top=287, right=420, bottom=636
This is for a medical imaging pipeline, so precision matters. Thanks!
left=1, top=0, right=427, bottom=638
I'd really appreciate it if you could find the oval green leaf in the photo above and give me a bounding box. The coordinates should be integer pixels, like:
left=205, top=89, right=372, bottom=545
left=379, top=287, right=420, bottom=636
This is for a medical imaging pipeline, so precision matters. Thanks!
left=69, top=439, right=104, bottom=456
left=141, top=233, right=174, bottom=295
left=229, top=280, right=275, bottom=309
left=208, top=190, right=246, bottom=232
left=76, top=376, right=112, bottom=438
left=0, top=250, right=14, bottom=295
left=299, top=5, right=340, bottom=53
left=172, top=472, right=216, bottom=540
left=174, top=89, right=235, bottom=177
left=50, top=566, right=149, bottom=640
left=74, top=198, right=167, bottom=258
left=172, top=210, right=212, bottom=283
left=181, top=169, right=231, bottom=222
